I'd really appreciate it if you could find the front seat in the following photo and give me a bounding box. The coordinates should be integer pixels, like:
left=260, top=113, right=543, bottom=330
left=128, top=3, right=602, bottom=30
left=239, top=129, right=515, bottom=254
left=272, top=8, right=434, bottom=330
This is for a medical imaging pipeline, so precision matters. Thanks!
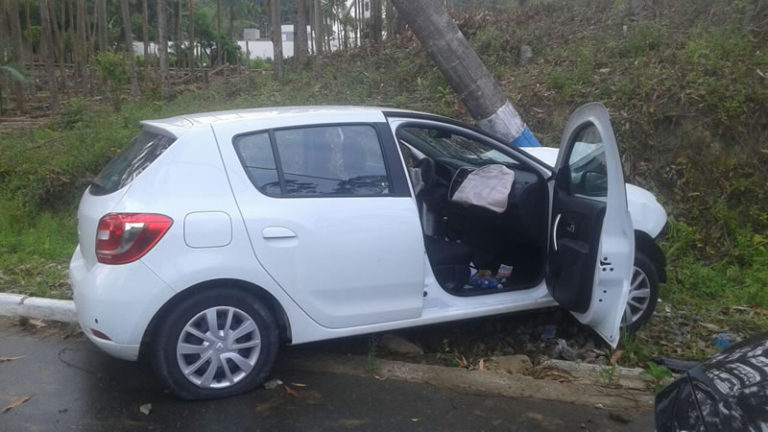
left=424, top=236, right=473, bottom=292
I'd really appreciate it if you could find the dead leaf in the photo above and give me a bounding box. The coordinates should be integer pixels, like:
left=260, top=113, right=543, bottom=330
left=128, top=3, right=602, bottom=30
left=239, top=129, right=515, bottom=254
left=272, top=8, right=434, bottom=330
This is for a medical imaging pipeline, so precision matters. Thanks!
left=610, top=350, right=624, bottom=365
left=139, top=403, right=152, bottom=415
left=0, top=356, right=23, bottom=363
left=284, top=386, right=298, bottom=398
left=526, top=413, right=544, bottom=421
left=264, top=378, right=283, bottom=390
left=373, top=375, right=386, bottom=381
left=2, top=395, right=31, bottom=413
left=27, top=319, right=46, bottom=329
left=410, top=418, right=420, bottom=422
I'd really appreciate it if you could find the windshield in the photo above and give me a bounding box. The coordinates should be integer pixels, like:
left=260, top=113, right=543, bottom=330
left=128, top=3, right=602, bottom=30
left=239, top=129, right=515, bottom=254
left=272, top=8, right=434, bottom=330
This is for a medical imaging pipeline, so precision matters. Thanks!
left=398, top=126, right=517, bottom=167
left=90, top=131, right=175, bottom=196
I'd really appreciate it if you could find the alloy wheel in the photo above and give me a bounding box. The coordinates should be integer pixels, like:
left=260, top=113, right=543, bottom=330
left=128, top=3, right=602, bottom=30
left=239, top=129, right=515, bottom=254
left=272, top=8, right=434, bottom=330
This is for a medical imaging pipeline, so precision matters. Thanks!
left=176, top=306, right=262, bottom=389
left=623, top=266, right=652, bottom=327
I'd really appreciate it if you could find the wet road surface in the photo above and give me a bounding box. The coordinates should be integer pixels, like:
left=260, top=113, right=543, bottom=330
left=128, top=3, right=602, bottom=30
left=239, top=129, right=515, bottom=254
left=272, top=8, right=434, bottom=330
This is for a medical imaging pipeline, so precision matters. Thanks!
left=0, top=317, right=654, bottom=431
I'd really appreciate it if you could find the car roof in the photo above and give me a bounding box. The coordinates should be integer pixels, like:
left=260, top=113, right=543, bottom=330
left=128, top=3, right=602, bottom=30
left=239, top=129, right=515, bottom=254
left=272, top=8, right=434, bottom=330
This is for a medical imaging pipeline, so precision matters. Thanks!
left=140, top=106, right=437, bottom=138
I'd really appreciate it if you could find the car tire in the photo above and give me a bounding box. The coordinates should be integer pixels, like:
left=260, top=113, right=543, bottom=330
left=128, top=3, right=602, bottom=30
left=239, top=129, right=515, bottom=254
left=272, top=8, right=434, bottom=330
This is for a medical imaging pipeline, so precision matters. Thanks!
left=622, top=251, right=660, bottom=334
left=151, top=288, right=279, bottom=400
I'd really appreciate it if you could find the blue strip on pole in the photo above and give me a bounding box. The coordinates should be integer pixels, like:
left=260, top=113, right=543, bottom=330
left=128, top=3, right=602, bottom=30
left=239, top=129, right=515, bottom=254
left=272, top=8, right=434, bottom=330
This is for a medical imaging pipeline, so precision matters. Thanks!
left=511, top=126, right=541, bottom=147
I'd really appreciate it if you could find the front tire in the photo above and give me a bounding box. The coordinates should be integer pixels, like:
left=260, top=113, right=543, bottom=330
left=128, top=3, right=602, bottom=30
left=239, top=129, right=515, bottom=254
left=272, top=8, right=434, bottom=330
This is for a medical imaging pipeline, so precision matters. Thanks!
left=622, top=251, right=660, bottom=334
left=152, top=288, right=279, bottom=399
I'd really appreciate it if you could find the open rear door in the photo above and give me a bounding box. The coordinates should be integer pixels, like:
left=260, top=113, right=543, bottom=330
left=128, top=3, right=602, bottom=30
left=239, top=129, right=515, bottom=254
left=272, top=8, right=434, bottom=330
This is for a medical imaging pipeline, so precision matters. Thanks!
left=546, top=103, right=634, bottom=348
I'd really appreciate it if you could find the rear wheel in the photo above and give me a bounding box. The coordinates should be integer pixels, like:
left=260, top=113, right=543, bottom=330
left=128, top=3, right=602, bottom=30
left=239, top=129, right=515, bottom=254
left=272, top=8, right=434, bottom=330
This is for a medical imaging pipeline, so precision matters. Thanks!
left=152, top=288, right=279, bottom=399
left=622, top=251, right=659, bottom=334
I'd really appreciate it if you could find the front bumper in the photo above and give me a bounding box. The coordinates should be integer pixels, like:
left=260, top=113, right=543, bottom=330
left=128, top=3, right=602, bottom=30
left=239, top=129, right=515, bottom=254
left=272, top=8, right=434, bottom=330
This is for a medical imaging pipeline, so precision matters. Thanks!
left=70, top=245, right=176, bottom=361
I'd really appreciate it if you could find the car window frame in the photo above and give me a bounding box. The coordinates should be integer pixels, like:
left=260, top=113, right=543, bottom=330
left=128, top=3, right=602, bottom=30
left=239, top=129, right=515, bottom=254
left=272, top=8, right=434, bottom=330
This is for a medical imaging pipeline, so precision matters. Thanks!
left=232, top=122, right=411, bottom=199
left=561, top=121, right=609, bottom=202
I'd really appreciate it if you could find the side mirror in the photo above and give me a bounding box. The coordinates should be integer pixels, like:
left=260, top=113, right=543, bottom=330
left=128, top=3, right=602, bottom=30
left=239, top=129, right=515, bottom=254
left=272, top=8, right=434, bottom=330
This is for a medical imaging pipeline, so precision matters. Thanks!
left=581, top=171, right=607, bottom=196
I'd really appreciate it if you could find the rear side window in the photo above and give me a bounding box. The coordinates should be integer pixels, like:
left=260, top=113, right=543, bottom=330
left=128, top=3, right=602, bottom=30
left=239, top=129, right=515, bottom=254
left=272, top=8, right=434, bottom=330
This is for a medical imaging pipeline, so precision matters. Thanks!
left=91, top=131, right=175, bottom=196
left=233, top=132, right=281, bottom=195
left=234, top=124, right=390, bottom=197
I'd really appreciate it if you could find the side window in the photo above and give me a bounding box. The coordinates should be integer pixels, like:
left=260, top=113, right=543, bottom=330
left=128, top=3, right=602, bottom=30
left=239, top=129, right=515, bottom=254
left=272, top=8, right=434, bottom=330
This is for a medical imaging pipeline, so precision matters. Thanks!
left=235, top=125, right=390, bottom=197
left=274, top=125, right=389, bottom=196
left=567, top=123, right=607, bottom=198
left=233, top=132, right=281, bottom=195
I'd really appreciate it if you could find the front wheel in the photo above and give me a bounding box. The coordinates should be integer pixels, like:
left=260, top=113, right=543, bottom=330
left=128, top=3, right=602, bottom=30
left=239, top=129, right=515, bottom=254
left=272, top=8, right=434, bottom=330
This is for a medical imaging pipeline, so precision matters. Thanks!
left=622, top=251, right=660, bottom=334
left=152, top=288, right=279, bottom=399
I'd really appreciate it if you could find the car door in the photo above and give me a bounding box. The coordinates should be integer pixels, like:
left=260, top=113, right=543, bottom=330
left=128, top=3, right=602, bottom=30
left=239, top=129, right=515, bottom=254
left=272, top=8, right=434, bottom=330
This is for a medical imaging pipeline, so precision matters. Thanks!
left=546, top=103, right=634, bottom=347
left=227, top=122, right=425, bottom=329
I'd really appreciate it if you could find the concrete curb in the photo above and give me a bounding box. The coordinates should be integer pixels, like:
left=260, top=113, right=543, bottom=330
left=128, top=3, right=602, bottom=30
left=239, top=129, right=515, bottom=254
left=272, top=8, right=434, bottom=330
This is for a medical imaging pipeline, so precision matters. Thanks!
left=285, top=353, right=654, bottom=410
left=0, top=293, right=77, bottom=323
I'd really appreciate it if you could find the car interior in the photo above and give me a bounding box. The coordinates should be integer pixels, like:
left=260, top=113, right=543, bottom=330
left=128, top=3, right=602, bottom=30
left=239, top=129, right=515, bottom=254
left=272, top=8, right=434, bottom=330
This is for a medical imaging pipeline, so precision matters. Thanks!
left=397, top=125, right=550, bottom=296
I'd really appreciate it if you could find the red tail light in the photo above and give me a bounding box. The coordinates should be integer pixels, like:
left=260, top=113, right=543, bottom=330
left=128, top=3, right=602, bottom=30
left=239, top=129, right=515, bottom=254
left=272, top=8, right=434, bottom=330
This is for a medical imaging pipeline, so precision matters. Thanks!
left=96, top=213, right=173, bottom=264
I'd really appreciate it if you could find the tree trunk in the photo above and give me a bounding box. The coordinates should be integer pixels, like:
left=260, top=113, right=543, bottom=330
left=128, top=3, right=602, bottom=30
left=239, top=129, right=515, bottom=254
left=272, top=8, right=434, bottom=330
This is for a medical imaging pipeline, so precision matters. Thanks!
left=24, top=0, right=32, bottom=54
left=177, top=0, right=183, bottom=62
left=76, top=0, right=88, bottom=87
left=312, top=0, right=323, bottom=54
left=39, top=0, right=58, bottom=111
left=293, top=0, right=308, bottom=65
left=7, top=0, right=26, bottom=112
left=120, top=0, right=140, bottom=98
left=228, top=1, right=234, bottom=38
left=97, top=0, right=107, bottom=52
left=142, top=0, right=150, bottom=59
left=390, top=0, right=539, bottom=146
left=215, top=0, right=222, bottom=65
left=270, top=0, right=283, bottom=80
left=385, top=0, right=395, bottom=39
left=370, top=0, right=382, bottom=43
left=188, top=0, right=195, bottom=73
left=157, top=0, right=169, bottom=98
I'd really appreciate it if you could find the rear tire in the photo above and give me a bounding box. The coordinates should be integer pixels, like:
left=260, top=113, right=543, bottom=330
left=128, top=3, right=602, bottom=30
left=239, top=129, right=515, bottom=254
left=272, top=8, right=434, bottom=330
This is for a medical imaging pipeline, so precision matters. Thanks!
left=151, top=288, right=279, bottom=400
left=622, top=251, right=660, bottom=334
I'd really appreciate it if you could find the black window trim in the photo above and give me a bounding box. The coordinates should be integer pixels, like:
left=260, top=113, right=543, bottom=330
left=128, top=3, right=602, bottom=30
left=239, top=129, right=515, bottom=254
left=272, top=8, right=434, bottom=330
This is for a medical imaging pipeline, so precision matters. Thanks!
left=232, top=122, right=411, bottom=199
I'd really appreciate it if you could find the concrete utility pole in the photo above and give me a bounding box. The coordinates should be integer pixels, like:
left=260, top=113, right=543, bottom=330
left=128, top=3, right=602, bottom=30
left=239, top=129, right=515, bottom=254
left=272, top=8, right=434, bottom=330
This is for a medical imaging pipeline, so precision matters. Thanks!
left=391, top=0, right=540, bottom=147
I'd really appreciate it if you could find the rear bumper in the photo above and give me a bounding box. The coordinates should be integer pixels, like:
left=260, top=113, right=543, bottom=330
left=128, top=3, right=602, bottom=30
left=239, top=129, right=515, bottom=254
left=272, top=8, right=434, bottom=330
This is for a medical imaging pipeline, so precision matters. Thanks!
left=70, top=245, right=176, bottom=361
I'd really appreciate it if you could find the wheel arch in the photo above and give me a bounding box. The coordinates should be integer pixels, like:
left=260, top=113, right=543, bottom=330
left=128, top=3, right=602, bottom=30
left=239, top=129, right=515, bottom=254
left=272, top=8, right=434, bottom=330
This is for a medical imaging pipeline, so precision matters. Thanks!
left=138, top=278, right=292, bottom=362
left=634, top=230, right=667, bottom=283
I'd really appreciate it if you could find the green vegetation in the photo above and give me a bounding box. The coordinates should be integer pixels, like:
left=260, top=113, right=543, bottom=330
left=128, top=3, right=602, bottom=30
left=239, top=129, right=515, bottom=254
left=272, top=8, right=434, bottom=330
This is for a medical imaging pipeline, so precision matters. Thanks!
left=643, top=361, right=674, bottom=394
left=0, top=0, right=765, bottom=366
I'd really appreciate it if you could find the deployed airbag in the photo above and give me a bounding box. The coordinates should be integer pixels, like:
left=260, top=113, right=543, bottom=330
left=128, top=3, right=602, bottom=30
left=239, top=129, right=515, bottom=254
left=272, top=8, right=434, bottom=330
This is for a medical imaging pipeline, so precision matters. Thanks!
left=451, top=164, right=515, bottom=213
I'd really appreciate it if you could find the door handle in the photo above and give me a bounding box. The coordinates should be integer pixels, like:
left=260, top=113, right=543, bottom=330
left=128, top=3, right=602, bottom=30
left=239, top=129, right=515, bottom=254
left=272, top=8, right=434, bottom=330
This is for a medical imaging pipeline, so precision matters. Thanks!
left=552, top=213, right=562, bottom=251
left=262, top=227, right=297, bottom=239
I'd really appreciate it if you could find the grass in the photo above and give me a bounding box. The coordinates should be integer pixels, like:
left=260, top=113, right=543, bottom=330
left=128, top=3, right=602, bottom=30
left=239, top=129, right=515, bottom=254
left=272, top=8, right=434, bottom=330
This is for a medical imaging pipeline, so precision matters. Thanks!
left=0, top=0, right=765, bottom=365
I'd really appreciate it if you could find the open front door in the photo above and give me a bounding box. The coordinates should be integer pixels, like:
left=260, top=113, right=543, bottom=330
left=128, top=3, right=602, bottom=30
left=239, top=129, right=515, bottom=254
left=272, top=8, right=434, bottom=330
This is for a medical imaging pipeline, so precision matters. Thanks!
left=546, top=103, right=634, bottom=347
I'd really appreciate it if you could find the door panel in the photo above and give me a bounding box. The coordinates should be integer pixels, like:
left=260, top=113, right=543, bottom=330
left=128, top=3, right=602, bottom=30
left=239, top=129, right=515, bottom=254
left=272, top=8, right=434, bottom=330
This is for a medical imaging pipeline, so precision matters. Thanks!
left=227, top=122, right=425, bottom=329
left=547, top=103, right=634, bottom=347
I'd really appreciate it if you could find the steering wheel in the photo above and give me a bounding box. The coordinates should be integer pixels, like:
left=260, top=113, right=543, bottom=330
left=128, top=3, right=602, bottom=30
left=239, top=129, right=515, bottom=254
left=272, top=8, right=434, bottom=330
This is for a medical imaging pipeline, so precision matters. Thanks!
left=448, top=166, right=474, bottom=200
left=413, top=157, right=436, bottom=195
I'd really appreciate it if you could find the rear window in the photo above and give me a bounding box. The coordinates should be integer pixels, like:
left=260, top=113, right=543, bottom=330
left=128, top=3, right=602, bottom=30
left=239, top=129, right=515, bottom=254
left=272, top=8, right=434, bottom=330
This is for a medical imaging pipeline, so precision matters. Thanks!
left=90, top=131, right=175, bottom=196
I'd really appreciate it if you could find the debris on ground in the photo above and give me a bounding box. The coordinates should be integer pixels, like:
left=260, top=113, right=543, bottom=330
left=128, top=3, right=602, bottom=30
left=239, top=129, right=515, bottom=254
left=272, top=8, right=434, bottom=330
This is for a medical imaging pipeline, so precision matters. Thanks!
left=2, top=395, right=31, bottom=414
left=139, top=403, right=152, bottom=415
left=284, top=385, right=299, bottom=397
left=0, top=356, right=23, bottom=363
left=379, top=334, right=424, bottom=359
left=486, top=355, right=533, bottom=375
left=714, top=333, right=741, bottom=350
left=264, top=378, right=283, bottom=390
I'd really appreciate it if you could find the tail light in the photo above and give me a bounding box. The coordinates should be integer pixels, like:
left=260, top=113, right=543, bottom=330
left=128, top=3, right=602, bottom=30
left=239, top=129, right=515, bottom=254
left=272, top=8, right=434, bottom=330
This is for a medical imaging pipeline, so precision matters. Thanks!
left=96, top=213, right=173, bottom=264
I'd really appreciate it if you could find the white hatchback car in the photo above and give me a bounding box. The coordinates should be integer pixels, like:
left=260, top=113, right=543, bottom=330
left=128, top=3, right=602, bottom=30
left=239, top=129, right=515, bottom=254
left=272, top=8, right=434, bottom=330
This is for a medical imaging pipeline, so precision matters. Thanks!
left=70, top=103, right=667, bottom=399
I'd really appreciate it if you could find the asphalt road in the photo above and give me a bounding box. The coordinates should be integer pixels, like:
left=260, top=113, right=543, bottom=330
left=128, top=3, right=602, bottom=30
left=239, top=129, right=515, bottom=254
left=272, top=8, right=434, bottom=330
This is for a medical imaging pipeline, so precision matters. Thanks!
left=0, top=317, right=654, bottom=432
